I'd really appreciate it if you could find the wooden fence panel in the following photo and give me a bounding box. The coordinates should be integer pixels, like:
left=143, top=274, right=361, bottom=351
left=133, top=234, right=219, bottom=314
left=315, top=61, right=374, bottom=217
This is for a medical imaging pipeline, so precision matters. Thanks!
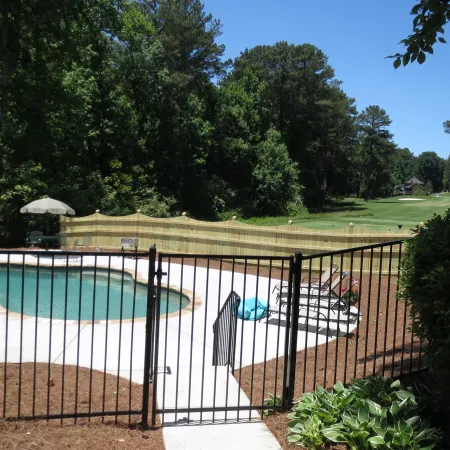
left=60, top=212, right=411, bottom=273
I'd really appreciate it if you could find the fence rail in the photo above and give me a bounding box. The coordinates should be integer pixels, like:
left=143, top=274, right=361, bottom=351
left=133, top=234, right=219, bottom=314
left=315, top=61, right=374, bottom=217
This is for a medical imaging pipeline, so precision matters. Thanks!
left=0, top=239, right=424, bottom=428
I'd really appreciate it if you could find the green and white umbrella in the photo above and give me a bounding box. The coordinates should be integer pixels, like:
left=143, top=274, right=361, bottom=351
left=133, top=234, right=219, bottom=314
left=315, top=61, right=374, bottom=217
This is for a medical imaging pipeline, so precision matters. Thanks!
left=20, top=197, right=75, bottom=237
left=20, top=197, right=75, bottom=216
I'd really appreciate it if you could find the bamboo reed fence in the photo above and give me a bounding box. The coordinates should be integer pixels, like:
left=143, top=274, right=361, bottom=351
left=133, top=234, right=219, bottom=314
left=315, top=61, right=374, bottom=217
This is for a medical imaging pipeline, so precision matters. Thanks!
left=59, top=211, right=413, bottom=273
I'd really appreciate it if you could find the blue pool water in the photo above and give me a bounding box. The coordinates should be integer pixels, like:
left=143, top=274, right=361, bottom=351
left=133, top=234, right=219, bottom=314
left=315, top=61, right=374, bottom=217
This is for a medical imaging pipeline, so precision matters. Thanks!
left=0, top=266, right=189, bottom=320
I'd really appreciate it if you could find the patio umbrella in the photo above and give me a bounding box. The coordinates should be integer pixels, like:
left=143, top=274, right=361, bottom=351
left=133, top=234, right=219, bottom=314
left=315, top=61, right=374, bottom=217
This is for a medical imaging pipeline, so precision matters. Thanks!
left=20, top=197, right=75, bottom=216
left=20, top=197, right=75, bottom=238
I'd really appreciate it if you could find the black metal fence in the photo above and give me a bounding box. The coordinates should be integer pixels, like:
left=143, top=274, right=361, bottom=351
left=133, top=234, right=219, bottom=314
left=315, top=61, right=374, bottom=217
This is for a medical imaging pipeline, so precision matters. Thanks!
left=0, top=249, right=151, bottom=424
left=0, top=240, right=424, bottom=428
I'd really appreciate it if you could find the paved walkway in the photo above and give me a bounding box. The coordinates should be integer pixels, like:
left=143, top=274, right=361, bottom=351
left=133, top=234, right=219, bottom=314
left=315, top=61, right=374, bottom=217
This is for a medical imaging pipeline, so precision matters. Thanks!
left=0, top=252, right=357, bottom=449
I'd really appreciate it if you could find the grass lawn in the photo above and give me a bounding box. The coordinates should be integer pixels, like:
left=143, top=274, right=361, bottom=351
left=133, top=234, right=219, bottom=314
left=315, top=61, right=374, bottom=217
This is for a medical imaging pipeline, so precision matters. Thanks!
left=243, top=194, right=450, bottom=232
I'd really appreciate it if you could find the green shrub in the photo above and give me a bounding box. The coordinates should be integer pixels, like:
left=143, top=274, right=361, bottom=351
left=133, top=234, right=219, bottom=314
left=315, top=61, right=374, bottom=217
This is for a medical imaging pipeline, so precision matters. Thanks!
left=286, top=377, right=443, bottom=449
left=412, top=180, right=433, bottom=196
left=399, top=210, right=450, bottom=395
left=216, top=209, right=243, bottom=222
left=263, top=393, right=282, bottom=416
left=251, top=129, right=302, bottom=216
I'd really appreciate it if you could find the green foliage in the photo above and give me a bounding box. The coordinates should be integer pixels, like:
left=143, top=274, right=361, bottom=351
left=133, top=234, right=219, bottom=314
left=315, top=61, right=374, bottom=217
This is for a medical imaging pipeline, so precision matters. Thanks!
left=355, top=106, right=396, bottom=200
left=390, top=1, right=450, bottom=68
left=390, top=148, right=419, bottom=186
left=444, top=120, right=450, bottom=134
left=443, top=156, right=450, bottom=190
left=399, top=210, right=450, bottom=397
left=412, top=180, right=434, bottom=196
left=251, top=129, right=302, bottom=215
left=1, top=0, right=447, bottom=245
left=230, top=41, right=358, bottom=208
left=417, top=152, right=445, bottom=192
left=263, top=393, right=282, bottom=417
left=287, top=377, right=443, bottom=449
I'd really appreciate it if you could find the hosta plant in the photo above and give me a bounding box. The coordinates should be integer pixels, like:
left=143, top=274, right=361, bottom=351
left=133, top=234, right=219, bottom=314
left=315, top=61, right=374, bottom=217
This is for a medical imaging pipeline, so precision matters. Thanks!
left=286, top=377, right=443, bottom=449
left=263, top=393, right=282, bottom=416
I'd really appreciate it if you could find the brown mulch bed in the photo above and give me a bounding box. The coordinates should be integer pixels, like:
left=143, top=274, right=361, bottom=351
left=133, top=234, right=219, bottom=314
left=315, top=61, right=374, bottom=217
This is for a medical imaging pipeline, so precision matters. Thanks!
left=0, top=363, right=164, bottom=449
left=234, top=272, right=421, bottom=449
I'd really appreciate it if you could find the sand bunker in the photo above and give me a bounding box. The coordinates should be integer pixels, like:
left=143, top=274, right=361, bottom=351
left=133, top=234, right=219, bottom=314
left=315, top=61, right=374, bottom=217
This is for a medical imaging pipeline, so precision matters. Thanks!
left=398, top=198, right=424, bottom=201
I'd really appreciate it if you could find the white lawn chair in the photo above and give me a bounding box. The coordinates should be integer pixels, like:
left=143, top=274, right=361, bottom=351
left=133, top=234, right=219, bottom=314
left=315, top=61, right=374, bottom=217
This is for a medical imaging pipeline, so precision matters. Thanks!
left=273, top=264, right=338, bottom=302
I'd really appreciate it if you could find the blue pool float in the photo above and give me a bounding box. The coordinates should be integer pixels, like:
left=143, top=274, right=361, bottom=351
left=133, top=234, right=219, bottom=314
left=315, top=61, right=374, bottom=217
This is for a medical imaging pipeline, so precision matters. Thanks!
left=236, top=296, right=269, bottom=321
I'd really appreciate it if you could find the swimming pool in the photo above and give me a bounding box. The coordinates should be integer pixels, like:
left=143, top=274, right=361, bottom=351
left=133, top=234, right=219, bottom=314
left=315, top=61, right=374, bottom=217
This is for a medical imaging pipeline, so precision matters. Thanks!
left=0, top=265, right=189, bottom=321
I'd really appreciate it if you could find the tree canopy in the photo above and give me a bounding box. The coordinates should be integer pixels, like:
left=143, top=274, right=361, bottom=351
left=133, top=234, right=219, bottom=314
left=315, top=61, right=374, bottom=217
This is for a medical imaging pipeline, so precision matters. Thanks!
left=0, top=0, right=449, bottom=245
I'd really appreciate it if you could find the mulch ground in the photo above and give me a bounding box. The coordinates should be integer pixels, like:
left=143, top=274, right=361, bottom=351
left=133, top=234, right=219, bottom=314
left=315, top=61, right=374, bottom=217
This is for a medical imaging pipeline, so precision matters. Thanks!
left=0, top=363, right=164, bottom=449
left=235, top=272, right=421, bottom=449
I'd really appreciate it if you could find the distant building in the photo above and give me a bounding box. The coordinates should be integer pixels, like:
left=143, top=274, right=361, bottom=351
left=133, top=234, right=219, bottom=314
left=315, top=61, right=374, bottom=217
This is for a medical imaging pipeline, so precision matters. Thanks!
left=394, top=178, right=424, bottom=196
left=403, top=178, right=424, bottom=195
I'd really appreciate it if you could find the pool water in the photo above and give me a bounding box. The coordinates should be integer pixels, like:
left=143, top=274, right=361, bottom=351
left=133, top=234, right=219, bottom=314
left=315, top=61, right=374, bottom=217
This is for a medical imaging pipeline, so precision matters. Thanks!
left=0, top=266, right=189, bottom=321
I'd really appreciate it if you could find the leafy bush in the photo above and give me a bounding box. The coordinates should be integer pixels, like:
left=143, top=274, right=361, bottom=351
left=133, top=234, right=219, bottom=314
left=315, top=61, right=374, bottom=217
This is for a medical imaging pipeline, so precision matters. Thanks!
left=251, top=129, right=302, bottom=216
left=412, top=180, right=433, bottom=196
left=263, top=393, right=282, bottom=416
left=216, top=209, right=243, bottom=222
left=287, top=377, right=443, bottom=449
left=399, top=210, right=450, bottom=395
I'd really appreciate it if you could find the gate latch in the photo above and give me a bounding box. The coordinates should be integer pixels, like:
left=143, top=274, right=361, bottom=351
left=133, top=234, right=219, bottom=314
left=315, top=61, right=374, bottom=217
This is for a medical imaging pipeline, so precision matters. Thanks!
left=155, top=269, right=167, bottom=279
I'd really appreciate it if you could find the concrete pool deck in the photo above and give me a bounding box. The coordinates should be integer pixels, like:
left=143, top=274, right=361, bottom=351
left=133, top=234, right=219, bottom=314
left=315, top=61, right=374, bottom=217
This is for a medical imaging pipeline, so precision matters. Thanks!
left=0, top=253, right=357, bottom=449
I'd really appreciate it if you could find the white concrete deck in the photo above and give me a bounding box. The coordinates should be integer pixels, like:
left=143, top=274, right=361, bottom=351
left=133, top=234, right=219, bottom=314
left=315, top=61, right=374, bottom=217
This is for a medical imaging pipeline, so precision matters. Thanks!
left=0, top=253, right=358, bottom=450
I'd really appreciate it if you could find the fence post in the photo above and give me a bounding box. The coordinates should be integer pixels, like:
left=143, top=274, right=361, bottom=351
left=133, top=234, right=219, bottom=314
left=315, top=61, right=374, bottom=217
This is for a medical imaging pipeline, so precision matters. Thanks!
left=151, top=253, right=164, bottom=426
left=283, top=251, right=302, bottom=409
left=142, top=245, right=156, bottom=428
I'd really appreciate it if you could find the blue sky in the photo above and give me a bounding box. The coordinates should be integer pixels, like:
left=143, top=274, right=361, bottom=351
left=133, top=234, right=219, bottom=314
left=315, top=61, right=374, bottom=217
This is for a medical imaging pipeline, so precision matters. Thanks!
left=203, top=0, right=450, bottom=158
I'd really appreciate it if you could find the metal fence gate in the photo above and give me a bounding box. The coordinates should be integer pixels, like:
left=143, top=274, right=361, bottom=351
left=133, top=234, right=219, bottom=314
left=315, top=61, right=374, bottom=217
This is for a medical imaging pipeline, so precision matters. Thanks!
left=148, top=252, right=295, bottom=425
left=148, top=241, right=424, bottom=426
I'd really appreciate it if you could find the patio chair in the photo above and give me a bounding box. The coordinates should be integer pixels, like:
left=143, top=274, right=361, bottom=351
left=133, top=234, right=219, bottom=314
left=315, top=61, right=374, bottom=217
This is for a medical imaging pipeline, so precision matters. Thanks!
left=276, top=271, right=347, bottom=305
left=264, top=302, right=341, bottom=338
left=26, top=231, right=43, bottom=248
left=298, top=272, right=349, bottom=309
left=272, top=264, right=338, bottom=300
left=265, top=274, right=360, bottom=338
left=55, top=232, right=67, bottom=248
left=79, top=234, right=92, bottom=248
left=305, top=272, right=360, bottom=321
left=281, top=273, right=359, bottom=324
left=302, top=264, right=339, bottom=289
left=69, top=240, right=79, bottom=261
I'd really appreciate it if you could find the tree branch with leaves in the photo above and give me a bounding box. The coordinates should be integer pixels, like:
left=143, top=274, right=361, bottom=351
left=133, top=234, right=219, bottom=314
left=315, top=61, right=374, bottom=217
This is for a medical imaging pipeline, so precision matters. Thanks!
left=390, top=0, right=450, bottom=68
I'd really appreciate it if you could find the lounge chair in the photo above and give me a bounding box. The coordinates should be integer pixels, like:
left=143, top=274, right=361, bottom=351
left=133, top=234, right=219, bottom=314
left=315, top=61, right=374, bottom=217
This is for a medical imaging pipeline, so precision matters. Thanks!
left=296, top=273, right=360, bottom=320
left=265, top=272, right=360, bottom=336
left=276, top=271, right=348, bottom=305
left=272, top=264, right=338, bottom=301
